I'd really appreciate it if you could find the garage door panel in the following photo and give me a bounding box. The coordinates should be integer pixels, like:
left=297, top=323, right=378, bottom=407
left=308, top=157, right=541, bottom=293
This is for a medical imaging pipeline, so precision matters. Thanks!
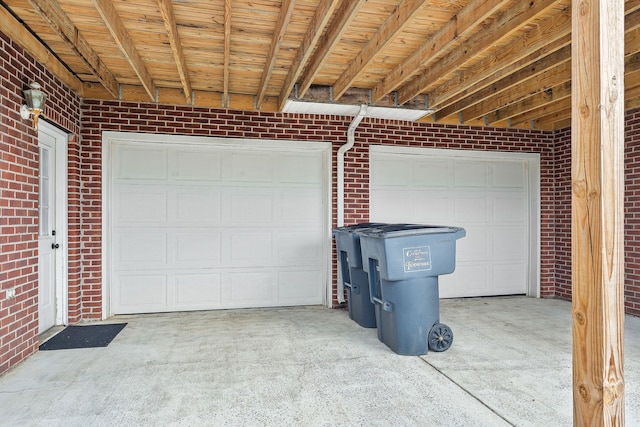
left=115, top=147, right=167, bottom=180
left=175, top=150, right=222, bottom=181
left=414, top=193, right=452, bottom=223
left=370, top=190, right=414, bottom=221
left=116, top=274, right=167, bottom=311
left=225, top=272, right=274, bottom=303
left=115, top=231, right=167, bottom=266
left=371, top=159, right=412, bottom=186
left=493, top=162, right=525, bottom=188
left=278, top=271, right=322, bottom=301
left=279, top=191, right=323, bottom=224
left=174, top=188, right=222, bottom=223
left=175, top=273, right=221, bottom=306
left=456, top=227, right=490, bottom=262
left=455, top=195, right=489, bottom=222
left=414, top=159, right=451, bottom=187
left=493, top=227, right=527, bottom=260
left=226, top=191, right=273, bottom=224
left=278, top=154, right=322, bottom=184
left=439, top=264, right=489, bottom=298
left=371, top=147, right=533, bottom=298
left=229, top=153, right=273, bottom=182
left=175, top=232, right=221, bottom=267
left=493, top=263, right=527, bottom=294
left=493, top=194, right=526, bottom=222
left=455, top=161, right=488, bottom=187
left=277, top=230, right=323, bottom=263
left=115, top=187, right=167, bottom=223
left=227, top=232, right=273, bottom=266
left=110, top=137, right=327, bottom=313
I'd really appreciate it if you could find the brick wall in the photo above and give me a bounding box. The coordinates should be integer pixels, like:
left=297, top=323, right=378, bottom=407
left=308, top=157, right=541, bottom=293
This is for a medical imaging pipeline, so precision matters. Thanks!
left=553, top=110, right=640, bottom=316
left=0, top=31, right=81, bottom=373
left=81, top=100, right=557, bottom=312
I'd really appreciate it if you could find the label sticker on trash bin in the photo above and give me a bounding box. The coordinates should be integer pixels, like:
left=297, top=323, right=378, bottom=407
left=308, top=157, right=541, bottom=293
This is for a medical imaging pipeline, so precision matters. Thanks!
left=403, top=246, right=432, bottom=272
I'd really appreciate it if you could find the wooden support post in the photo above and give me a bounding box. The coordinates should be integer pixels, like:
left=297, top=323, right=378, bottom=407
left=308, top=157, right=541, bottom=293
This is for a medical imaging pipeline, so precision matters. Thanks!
left=571, top=0, right=625, bottom=424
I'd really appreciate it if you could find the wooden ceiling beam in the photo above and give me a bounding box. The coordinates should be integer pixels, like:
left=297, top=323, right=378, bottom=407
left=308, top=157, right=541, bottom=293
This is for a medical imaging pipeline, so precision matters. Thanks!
left=428, top=9, right=571, bottom=110
left=485, top=81, right=571, bottom=125
left=157, top=0, right=192, bottom=104
left=296, top=0, right=366, bottom=98
left=511, top=97, right=571, bottom=128
left=255, top=0, right=296, bottom=109
left=90, top=0, right=156, bottom=101
left=371, top=0, right=509, bottom=103
left=223, top=0, right=231, bottom=107
left=397, top=0, right=559, bottom=105
left=27, top=0, right=119, bottom=98
left=452, top=61, right=571, bottom=124
left=437, top=45, right=570, bottom=121
left=332, top=0, right=428, bottom=100
left=277, top=0, right=339, bottom=110
left=0, top=5, right=83, bottom=94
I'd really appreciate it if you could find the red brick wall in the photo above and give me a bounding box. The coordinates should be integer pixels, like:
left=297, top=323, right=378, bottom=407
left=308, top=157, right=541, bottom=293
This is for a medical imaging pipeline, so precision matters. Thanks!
left=81, top=100, right=557, bottom=311
left=554, top=110, right=640, bottom=316
left=0, top=31, right=81, bottom=374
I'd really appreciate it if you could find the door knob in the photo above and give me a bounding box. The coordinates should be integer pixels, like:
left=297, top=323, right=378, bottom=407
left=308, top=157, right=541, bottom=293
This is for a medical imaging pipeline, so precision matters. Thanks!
left=51, top=243, right=60, bottom=249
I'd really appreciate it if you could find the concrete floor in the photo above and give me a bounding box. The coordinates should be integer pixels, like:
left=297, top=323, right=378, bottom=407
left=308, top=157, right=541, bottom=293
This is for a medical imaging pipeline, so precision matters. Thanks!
left=1, top=296, right=639, bottom=426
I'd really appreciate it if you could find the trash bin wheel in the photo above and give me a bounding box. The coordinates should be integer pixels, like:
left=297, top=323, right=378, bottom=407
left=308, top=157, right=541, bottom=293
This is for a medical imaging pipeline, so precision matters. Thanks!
left=428, top=323, right=453, bottom=352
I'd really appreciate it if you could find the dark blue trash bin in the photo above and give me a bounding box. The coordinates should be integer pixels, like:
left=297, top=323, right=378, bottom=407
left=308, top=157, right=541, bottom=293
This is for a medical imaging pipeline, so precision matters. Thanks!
left=357, top=224, right=465, bottom=355
left=334, top=223, right=386, bottom=328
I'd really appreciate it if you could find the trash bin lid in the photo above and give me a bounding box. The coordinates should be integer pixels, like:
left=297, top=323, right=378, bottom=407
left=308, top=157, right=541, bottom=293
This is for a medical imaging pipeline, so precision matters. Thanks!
left=357, top=224, right=465, bottom=238
left=334, top=222, right=387, bottom=234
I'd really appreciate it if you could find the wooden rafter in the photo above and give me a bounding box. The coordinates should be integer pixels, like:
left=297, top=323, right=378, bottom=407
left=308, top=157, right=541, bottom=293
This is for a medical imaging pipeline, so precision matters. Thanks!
left=397, top=0, right=559, bottom=105
left=0, top=5, right=83, bottom=94
left=456, top=61, right=571, bottom=124
left=90, top=0, right=156, bottom=101
left=27, top=0, right=119, bottom=98
left=296, top=0, right=366, bottom=98
left=371, top=0, right=509, bottom=104
left=428, top=9, right=571, bottom=110
left=438, top=45, right=571, bottom=121
left=332, top=0, right=428, bottom=100
left=223, top=0, right=231, bottom=108
left=255, top=0, right=296, bottom=109
left=157, top=0, right=192, bottom=104
left=277, top=0, right=339, bottom=110
left=571, top=0, right=625, bottom=421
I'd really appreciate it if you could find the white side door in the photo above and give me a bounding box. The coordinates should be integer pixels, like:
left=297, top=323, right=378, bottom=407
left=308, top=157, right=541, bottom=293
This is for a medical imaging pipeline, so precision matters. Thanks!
left=38, top=122, right=68, bottom=334
left=38, top=132, right=56, bottom=333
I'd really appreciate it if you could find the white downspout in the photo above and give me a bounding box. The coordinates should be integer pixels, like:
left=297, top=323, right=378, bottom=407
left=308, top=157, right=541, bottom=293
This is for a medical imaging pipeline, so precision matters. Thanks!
left=336, top=104, right=368, bottom=303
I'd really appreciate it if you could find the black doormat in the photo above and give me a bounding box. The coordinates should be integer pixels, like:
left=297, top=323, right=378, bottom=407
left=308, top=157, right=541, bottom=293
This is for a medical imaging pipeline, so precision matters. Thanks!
left=39, top=323, right=127, bottom=351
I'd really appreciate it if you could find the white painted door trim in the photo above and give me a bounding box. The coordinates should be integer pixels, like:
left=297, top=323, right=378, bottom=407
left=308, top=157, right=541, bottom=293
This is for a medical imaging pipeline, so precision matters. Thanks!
left=38, top=120, right=69, bottom=327
left=369, top=145, right=541, bottom=298
left=101, top=131, right=333, bottom=317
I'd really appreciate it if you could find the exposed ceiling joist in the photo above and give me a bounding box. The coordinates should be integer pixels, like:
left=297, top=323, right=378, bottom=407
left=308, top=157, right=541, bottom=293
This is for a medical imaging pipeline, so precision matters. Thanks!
left=371, top=0, right=510, bottom=104
left=296, top=0, right=366, bottom=98
left=157, top=0, right=192, bottom=104
left=27, top=0, right=119, bottom=98
left=397, top=0, right=560, bottom=105
left=277, top=0, right=339, bottom=110
left=90, top=0, right=156, bottom=101
left=255, top=0, right=296, bottom=109
left=332, top=0, right=429, bottom=101
left=0, top=5, right=83, bottom=94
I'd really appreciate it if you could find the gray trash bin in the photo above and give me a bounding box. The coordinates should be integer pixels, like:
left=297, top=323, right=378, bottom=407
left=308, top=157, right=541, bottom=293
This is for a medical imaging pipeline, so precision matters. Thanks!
left=334, top=223, right=386, bottom=328
left=357, top=224, right=465, bottom=355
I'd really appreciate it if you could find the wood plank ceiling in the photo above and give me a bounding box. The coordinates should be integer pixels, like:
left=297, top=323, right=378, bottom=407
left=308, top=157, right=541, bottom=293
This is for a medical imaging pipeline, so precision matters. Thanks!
left=2, top=0, right=640, bottom=130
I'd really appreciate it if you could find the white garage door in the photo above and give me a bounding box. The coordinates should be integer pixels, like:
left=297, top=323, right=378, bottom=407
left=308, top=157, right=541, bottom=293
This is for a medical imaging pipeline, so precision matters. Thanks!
left=105, top=133, right=329, bottom=314
left=370, top=146, right=539, bottom=298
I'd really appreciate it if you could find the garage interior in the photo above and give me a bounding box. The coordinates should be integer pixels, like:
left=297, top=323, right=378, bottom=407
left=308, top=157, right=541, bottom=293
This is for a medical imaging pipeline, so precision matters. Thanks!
left=0, top=0, right=634, bottom=423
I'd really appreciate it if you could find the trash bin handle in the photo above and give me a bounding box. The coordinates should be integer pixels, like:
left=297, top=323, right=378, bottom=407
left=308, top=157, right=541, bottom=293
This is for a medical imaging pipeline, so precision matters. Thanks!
left=343, top=281, right=352, bottom=290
